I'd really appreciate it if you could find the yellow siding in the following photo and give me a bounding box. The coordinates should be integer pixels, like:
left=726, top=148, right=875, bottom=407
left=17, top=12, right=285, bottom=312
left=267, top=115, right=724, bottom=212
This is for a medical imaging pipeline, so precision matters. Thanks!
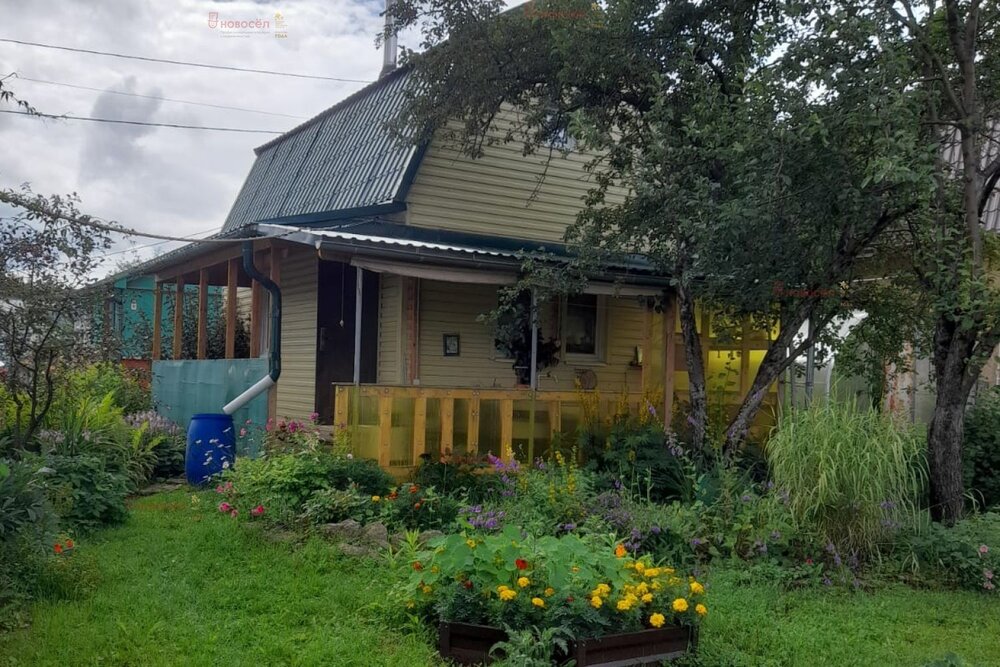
left=405, top=110, right=628, bottom=243
left=378, top=274, right=403, bottom=383
left=275, top=246, right=317, bottom=420
left=416, top=280, right=646, bottom=394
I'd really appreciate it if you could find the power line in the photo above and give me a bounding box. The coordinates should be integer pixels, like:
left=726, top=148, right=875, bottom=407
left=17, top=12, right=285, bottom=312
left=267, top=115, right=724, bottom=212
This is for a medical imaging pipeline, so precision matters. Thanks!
left=13, top=74, right=308, bottom=120
left=96, top=227, right=221, bottom=260
left=0, top=108, right=282, bottom=134
left=0, top=38, right=374, bottom=84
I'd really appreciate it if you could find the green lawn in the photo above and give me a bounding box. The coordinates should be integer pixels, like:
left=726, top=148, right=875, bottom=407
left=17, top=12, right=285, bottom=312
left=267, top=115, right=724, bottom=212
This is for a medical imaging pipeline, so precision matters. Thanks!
left=2, top=492, right=998, bottom=666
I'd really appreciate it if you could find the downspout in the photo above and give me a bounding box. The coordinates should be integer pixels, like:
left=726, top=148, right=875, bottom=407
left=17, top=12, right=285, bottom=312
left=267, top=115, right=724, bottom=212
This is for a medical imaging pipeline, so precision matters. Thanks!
left=223, top=241, right=281, bottom=414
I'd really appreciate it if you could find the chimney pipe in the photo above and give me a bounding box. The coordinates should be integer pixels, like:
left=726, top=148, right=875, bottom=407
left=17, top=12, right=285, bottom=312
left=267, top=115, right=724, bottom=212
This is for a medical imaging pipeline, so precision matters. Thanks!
left=381, top=0, right=398, bottom=77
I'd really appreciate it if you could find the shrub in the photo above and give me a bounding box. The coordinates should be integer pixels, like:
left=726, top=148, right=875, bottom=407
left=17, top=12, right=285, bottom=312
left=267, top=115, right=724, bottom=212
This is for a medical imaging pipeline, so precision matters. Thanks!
left=301, top=487, right=371, bottom=525
left=909, top=512, right=999, bottom=594
left=412, top=457, right=496, bottom=501
left=36, top=454, right=129, bottom=532
left=964, top=388, right=1000, bottom=510
left=125, top=411, right=185, bottom=480
left=766, top=400, right=926, bottom=558
left=60, top=362, right=150, bottom=417
left=374, top=484, right=460, bottom=531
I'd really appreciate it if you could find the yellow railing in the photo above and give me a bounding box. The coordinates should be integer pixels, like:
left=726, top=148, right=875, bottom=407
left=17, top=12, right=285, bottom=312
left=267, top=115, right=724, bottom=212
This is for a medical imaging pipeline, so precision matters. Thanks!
left=333, top=384, right=647, bottom=472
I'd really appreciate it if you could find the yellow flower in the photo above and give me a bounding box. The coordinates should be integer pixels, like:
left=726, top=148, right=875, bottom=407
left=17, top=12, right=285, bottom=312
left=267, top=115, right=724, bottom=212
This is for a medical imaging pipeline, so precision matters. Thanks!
left=532, top=597, right=545, bottom=608
left=571, top=566, right=580, bottom=573
left=672, top=598, right=689, bottom=613
left=431, top=565, right=439, bottom=573
left=591, top=596, right=603, bottom=609
left=421, top=584, right=432, bottom=594
left=499, top=588, right=517, bottom=601
left=649, top=612, right=666, bottom=628
left=696, top=603, right=708, bottom=616
left=371, top=495, right=381, bottom=502
left=466, top=539, right=476, bottom=549
left=517, top=576, right=530, bottom=588
left=664, top=567, right=675, bottom=575
left=642, top=593, right=654, bottom=603
left=634, top=561, right=645, bottom=574
left=544, top=587, right=555, bottom=597
left=668, top=577, right=682, bottom=586
left=616, top=599, right=633, bottom=611
left=651, top=582, right=661, bottom=591
left=690, top=581, right=705, bottom=595
left=644, top=568, right=660, bottom=578
left=595, top=583, right=611, bottom=596
left=636, top=582, right=649, bottom=595
left=615, top=543, right=627, bottom=558
left=497, top=585, right=509, bottom=593
left=190, top=495, right=200, bottom=504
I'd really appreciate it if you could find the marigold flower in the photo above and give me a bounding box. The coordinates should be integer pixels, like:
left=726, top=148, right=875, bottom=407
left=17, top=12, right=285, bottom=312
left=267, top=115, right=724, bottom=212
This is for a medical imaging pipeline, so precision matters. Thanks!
left=517, top=576, right=530, bottom=588
left=463, top=580, right=474, bottom=590
left=616, top=599, right=633, bottom=611
left=466, top=539, right=477, bottom=549
left=649, top=612, right=666, bottom=628
left=515, top=558, right=529, bottom=570
left=531, top=597, right=545, bottom=608
left=499, top=588, right=517, bottom=601
left=412, top=561, right=423, bottom=571
left=634, top=561, right=645, bottom=573
left=690, top=581, right=705, bottom=595
left=421, top=584, right=433, bottom=594
left=544, top=587, right=555, bottom=597
left=414, top=502, right=422, bottom=509
left=65, top=539, right=74, bottom=549
left=53, top=543, right=63, bottom=555
left=645, top=568, right=660, bottom=578
left=371, top=495, right=381, bottom=502
left=642, top=593, right=653, bottom=603
left=672, top=598, right=689, bottom=613
left=615, top=543, right=627, bottom=558
left=590, top=596, right=603, bottom=608
left=595, top=583, right=611, bottom=596
left=409, top=485, right=419, bottom=494
left=695, top=603, right=708, bottom=616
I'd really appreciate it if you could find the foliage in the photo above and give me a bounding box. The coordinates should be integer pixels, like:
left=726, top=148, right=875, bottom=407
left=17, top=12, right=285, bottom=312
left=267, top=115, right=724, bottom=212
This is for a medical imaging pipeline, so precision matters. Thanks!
left=34, top=453, right=129, bottom=532
left=489, top=625, right=575, bottom=667
left=300, top=486, right=372, bottom=525
left=372, top=484, right=460, bottom=531
left=963, top=388, right=1000, bottom=510
left=60, top=363, right=150, bottom=417
left=406, top=528, right=706, bottom=640
left=909, top=512, right=999, bottom=594
left=766, top=400, right=927, bottom=558
left=36, top=540, right=100, bottom=601
left=411, top=456, right=496, bottom=501
left=125, top=410, right=185, bottom=480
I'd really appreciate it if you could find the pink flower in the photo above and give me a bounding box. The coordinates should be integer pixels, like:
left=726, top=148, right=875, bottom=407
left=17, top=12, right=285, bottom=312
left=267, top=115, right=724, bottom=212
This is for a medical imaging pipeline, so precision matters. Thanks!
left=979, top=545, right=989, bottom=555
left=215, top=485, right=224, bottom=494
left=288, top=421, right=299, bottom=433
left=239, top=428, right=247, bottom=437
left=984, top=569, right=994, bottom=580
left=245, top=419, right=252, bottom=425
left=251, top=505, right=265, bottom=517
left=309, top=412, right=320, bottom=423
left=224, top=481, right=233, bottom=491
left=230, top=509, right=239, bottom=518
left=218, top=502, right=232, bottom=513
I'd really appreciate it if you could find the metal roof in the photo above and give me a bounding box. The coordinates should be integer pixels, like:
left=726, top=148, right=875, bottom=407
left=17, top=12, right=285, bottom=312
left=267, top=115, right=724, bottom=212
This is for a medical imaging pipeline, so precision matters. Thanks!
left=221, top=68, right=421, bottom=233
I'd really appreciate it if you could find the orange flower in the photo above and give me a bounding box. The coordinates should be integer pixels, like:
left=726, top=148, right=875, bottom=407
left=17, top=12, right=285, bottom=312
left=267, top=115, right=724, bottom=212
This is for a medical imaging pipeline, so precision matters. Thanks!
left=65, top=539, right=75, bottom=549
left=53, top=543, right=63, bottom=555
left=615, top=543, right=627, bottom=558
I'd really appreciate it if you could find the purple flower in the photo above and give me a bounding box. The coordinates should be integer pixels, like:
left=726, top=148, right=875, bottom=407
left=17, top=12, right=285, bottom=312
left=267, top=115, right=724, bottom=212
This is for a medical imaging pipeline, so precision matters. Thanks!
left=741, top=494, right=752, bottom=503
left=770, top=530, right=782, bottom=541
left=651, top=525, right=661, bottom=535
left=690, top=538, right=703, bottom=548
left=822, top=577, right=832, bottom=586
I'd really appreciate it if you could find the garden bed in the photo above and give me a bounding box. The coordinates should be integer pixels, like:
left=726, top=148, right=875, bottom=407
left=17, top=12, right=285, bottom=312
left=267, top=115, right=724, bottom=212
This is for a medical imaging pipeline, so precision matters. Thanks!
left=439, top=621, right=695, bottom=666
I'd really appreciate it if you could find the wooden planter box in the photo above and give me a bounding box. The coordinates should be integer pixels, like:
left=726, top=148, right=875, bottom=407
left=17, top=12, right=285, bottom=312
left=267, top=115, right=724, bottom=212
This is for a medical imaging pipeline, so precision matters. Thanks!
left=438, top=621, right=695, bottom=666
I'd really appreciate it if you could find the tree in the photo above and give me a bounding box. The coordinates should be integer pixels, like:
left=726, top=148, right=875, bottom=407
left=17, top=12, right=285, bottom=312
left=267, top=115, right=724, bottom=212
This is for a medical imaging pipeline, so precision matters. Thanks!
left=0, top=186, right=112, bottom=447
left=386, top=0, right=933, bottom=450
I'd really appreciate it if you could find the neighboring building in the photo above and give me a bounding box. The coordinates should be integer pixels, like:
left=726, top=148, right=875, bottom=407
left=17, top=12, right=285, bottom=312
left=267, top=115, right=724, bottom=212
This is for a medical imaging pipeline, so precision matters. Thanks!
left=115, top=47, right=780, bottom=470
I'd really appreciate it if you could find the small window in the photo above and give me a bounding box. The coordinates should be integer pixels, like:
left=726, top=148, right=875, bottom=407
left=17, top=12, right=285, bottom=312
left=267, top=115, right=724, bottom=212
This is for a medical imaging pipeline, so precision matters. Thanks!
left=563, top=294, right=601, bottom=357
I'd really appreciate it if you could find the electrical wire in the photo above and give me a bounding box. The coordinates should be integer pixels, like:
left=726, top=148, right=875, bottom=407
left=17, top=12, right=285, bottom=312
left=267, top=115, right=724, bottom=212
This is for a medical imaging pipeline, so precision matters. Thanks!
left=0, top=38, right=374, bottom=84
left=0, top=108, right=282, bottom=134
left=12, top=74, right=308, bottom=120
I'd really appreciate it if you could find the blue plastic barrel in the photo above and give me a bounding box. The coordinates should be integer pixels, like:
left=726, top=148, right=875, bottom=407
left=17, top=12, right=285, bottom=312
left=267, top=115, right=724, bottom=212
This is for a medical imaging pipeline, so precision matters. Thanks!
left=186, top=413, right=236, bottom=486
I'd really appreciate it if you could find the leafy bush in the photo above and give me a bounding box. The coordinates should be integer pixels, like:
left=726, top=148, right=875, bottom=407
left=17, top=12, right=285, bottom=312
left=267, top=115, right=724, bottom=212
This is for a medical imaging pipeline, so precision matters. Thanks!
left=411, top=457, right=496, bottom=501
left=909, top=512, right=999, bottom=593
left=301, top=487, right=371, bottom=525
left=125, top=411, right=185, bottom=480
left=36, top=454, right=129, bottom=532
left=766, top=400, right=926, bottom=557
left=59, top=363, right=150, bottom=417
left=36, top=540, right=100, bottom=601
left=374, top=484, right=460, bottom=531
left=964, top=388, right=1000, bottom=510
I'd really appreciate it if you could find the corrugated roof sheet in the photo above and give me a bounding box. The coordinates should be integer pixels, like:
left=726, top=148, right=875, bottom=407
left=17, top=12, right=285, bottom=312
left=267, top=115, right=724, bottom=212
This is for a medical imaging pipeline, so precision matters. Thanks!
left=222, top=68, right=419, bottom=232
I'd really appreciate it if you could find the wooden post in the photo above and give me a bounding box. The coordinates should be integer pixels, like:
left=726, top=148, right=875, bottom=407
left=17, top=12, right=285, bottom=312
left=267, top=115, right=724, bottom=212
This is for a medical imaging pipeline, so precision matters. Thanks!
left=548, top=400, right=561, bottom=440
left=404, top=277, right=420, bottom=384
left=663, top=294, right=677, bottom=428
left=467, top=395, right=480, bottom=453
left=225, top=258, right=238, bottom=359
left=413, top=396, right=427, bottom=464
left=378, top=393, right=392, bottom=468
left=172, top=278, right=185, bottom=360
left=196, top=269, right=208, bottom=360
left=333, top=385, right=349, bottom=432
left=440, top=397, right=454, bottom=453
left=500, top=398, right=514, bottom=460
left=151, top=283, right=163, bottom=361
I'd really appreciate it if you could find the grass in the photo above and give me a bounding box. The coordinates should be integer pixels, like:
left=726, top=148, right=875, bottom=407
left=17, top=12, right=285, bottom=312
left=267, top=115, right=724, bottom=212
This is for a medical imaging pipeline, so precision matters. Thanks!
left=3, top=491, right=998, bottom=666
left=0, top=491, right=439, bottom=666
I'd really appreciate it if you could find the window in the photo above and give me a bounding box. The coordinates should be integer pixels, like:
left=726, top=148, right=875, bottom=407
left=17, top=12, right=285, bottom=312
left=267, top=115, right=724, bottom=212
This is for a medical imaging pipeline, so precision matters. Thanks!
left=563, top=294, right=602, bottom=358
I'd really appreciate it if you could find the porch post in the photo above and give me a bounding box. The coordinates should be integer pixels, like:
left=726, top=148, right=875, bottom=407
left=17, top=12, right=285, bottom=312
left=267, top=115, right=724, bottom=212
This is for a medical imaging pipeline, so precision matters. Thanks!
left=663, top=292, right=676, bottom=430
left=529, top=289, right=539, bottom=391
left=353, top=266, right=363, bottom=385
left=152, top=283, right=162, bottom=361
left=250, top=266, right=262, bottom=358
left=172, top=278, right=185, bottom=360
left=196, top=269, right=208, bottom=360
left=225, top=257, right=238, bottom=359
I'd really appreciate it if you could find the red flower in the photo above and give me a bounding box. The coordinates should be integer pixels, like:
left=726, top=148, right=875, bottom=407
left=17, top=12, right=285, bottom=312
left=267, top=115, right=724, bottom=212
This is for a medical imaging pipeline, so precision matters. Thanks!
left=412, top=561, right=423, bottom=571
left=463, top=580, right=474, bottom=590
left=409, top=485, right=419, bottom=494
left=805, top=558, right=814, bottom=565
left=515, top=559, right=529, bottom=570
left=65, top=539, right=75, bottom=549
left=53, top=543, right=63, bottom=555
left=250, top=505, right=265, bottom=517
left=414, top=502, right=422, bottom=510
left=566, top=596, right=575, bottom=603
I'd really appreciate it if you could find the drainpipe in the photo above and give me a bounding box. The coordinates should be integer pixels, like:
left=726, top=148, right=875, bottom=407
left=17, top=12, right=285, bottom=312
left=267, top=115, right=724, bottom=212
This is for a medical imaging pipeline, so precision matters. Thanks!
left=223, top=242, right=281, bottom=415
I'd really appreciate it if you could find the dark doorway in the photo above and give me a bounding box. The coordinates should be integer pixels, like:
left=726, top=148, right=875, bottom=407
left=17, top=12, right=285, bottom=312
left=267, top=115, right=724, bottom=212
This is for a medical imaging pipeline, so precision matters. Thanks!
left=314, top=261, right=378, bottom=423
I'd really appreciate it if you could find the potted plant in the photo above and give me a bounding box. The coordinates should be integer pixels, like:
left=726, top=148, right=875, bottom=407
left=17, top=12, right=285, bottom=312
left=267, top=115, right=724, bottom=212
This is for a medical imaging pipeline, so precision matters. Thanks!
left=405, top=527, right=704, bottom=665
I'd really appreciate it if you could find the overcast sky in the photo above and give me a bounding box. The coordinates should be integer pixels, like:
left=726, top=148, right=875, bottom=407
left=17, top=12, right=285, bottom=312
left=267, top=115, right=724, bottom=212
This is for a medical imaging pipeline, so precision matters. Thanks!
left=0, top=0, right=417, bottom=278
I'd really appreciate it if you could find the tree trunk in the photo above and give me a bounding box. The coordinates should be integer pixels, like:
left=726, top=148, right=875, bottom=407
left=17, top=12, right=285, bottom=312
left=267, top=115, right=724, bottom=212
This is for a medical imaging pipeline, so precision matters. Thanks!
left=677, top=284, right=708, bottom=450
left=927, top=370, right=968, bottom=525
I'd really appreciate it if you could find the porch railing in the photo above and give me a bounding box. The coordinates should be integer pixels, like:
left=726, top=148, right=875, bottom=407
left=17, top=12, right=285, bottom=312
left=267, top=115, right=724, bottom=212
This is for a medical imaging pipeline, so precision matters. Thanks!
left=333, top=384, right=649, bottom=472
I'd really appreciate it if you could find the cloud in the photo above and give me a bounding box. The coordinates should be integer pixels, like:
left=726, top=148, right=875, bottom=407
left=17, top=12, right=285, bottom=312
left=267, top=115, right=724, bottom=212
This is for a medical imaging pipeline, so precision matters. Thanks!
left=79, top=76, right=163, bottom=181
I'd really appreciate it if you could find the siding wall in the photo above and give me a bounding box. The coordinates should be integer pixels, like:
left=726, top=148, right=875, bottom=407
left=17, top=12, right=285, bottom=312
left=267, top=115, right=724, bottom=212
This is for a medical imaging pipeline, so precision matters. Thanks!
left=416, top=280, right=646, bottom=394
left=274, top=246, right=318, bottom=420
left=405, top=110, right=628, bottom=243
left=378, top=274, right=403, bottom=383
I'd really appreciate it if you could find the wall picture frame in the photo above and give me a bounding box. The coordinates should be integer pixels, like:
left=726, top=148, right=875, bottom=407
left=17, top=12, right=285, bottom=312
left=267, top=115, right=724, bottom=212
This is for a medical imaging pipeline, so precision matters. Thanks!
left=443, top=333, right=460, bottom=357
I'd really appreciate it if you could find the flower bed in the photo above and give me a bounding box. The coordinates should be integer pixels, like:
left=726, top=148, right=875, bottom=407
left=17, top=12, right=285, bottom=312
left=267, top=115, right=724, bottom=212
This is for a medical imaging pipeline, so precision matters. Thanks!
left=407, top=528, right=704, bottom=664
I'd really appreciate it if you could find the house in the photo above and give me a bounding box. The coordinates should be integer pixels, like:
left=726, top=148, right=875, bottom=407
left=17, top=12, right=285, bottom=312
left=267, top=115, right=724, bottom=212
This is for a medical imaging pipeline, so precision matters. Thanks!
left=127, top=58, right=779, bottom=472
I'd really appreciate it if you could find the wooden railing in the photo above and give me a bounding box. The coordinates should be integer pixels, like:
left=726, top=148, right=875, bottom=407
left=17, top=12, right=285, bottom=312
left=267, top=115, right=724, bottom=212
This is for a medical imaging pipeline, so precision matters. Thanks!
left=333, top=384, right=645, bottom=471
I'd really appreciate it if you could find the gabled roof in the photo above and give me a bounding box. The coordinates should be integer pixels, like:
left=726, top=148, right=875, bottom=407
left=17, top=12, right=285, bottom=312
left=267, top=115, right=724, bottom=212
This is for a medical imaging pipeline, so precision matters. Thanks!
left=221, top=67, right=422, bottom=233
